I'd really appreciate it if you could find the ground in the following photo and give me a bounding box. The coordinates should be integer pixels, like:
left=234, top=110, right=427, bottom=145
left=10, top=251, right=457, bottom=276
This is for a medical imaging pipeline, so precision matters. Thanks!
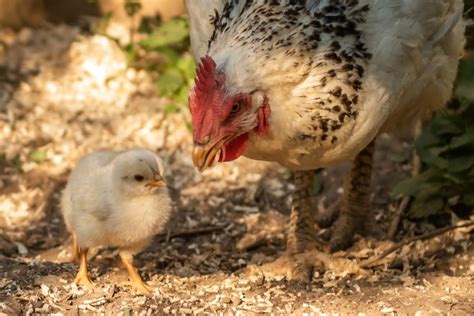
left=0, top=24, right=473, bottom=315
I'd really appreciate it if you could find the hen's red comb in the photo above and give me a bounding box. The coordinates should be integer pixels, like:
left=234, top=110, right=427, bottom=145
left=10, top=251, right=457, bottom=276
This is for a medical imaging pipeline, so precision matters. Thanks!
left=190, top=56, right=224, bottom=111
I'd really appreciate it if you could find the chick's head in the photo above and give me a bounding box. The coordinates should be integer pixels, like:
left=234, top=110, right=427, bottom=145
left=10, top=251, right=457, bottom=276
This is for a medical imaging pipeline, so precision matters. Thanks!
left=112, top=149, right=166, bottom=197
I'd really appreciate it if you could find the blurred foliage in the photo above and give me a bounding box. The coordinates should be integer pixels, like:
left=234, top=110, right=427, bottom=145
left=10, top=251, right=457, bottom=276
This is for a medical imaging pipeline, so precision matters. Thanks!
left=139, top=17, right=195, bottom=115
left=393, top=56, right=474, bottom=221
left=124, top=0, right=142, bottom=17
left=0, top=154, right=22, bottom=173
left=113, top=0, right=194, bottom=127
left=393, top=102, right=474, bottom=219
left=30, top=149, right=48, bottom=163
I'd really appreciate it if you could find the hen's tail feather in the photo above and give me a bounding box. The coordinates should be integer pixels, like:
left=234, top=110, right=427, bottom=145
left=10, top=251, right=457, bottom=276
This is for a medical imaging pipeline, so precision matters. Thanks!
left=430, top=0, right=464, bottom=45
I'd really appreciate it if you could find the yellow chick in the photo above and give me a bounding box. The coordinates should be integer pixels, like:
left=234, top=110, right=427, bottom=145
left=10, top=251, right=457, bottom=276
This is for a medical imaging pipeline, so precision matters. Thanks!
left=61, top=149, right=172, bottom=294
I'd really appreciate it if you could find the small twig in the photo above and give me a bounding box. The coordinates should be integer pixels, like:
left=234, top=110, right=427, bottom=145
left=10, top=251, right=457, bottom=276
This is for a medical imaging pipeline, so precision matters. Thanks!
left=387, top=121, right=423, bottom=239
left=387, top=197, right=410, bottom=239
left=360, top=221, right=474, bottom=268
left=156, top=226, right=225, bottom=241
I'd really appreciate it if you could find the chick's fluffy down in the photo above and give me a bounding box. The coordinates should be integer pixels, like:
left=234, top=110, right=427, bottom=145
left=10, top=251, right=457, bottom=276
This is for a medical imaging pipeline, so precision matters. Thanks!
left=61, top=149, right=172, bottom=253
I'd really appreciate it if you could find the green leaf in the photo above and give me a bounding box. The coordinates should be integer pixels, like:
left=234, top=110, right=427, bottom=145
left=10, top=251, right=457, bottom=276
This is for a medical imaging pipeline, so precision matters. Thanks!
left=446, top=155, right=474, bottom=173
left=177, top=55, right=196, bottom=80
left=124, top=0, right=142, bottom=17
left=410, top=195, right=445, bottom=219
left=417, top=148, right=449, bottom=169
left=450, top=133, right=474, bottom=149
left=175, top=85, right=190, bottom=105
left=462, top=193, right=474, bottom=206
left=139, top=18, right=189, bottom=49
left=123, top=43, right=137, bottom=66
left=458, top=58, right=474, bottom=88
left=391, top=171, right=436, bottom=197
left=157, top=68, right=185, bottom=97
left=30, top=150, right=48, bottom=163
left=415, top=129, right=441, bottom=148
left=185, top=121, right=193, bottom=131
left=155, top=47, right=179, bottom=65
left=164, top=104, right=180, bottom=113
left=430, top=116, right=463, bottom=135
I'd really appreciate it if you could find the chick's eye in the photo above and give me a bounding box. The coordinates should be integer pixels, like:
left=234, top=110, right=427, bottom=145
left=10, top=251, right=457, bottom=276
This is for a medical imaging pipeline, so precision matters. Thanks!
left=134, top=175, right=144, bottom=182
left=231, top=101, right=242, bottom=114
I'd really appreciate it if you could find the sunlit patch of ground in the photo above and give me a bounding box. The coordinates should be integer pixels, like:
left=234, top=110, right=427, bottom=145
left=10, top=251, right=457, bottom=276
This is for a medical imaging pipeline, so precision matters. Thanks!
left=0, top=25, right=472, bottom=314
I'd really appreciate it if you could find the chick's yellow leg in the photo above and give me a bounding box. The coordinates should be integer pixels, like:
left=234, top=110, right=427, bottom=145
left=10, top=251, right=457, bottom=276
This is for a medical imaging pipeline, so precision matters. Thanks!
left=71, top=233, right=80, bottom=262
left=74, top=248, right=94, bottom=289
left=119, top=252, right=152, bottom=295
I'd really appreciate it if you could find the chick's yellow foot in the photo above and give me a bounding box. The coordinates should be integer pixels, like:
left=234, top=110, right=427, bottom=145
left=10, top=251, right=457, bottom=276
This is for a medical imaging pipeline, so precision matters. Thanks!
left=120, top=253, right=152, bottom=296
left=130, top=277, right=153, bottom=295
left=74, top=248, right=95, bottom=289
left=74, top=270, right=95, bottom=289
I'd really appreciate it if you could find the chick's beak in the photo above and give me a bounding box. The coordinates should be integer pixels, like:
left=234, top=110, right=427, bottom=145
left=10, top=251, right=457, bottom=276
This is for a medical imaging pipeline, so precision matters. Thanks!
left=145, top=179, right=166, bottom=189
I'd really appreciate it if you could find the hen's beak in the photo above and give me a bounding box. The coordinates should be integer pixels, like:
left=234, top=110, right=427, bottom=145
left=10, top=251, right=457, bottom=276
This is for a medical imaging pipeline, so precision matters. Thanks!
left=145, top=179, right=166, bottom=189
left=192, top=138, right=226, bottom=172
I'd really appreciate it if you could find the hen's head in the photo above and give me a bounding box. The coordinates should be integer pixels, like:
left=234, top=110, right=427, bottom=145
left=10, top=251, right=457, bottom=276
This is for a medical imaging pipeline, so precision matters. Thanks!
left=189, top=56, right=270, bottom=172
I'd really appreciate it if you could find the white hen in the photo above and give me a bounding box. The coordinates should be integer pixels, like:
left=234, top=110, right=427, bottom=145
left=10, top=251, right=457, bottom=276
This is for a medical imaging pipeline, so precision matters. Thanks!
left=185, top=0, right=465, bottom=278
left=61, top=149, right=172, bottom=294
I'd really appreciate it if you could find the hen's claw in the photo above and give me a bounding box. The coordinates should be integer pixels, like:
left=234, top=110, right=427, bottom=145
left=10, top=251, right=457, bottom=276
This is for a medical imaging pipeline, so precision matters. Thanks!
left=329, top=213, right=359, bottom=252
left=315, top=198, right=342, bottom=229
left=244, top=251, right=323, bottom=283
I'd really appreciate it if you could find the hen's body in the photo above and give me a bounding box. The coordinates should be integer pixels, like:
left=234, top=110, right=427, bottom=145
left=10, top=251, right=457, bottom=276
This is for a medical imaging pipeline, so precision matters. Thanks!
left=188, top=0, right=464, bottom=169
left=186, top=0, right=465, bottom=280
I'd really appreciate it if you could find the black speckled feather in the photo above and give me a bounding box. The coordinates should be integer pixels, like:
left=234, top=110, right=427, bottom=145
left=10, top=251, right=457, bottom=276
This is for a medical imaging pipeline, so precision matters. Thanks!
left=206, top=0, right=371, bottom=146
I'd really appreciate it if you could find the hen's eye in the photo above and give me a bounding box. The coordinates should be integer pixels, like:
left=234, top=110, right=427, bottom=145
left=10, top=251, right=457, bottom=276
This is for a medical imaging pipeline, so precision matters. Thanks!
left=231, top=101, right=242, bottom=114
left=134, top=175, right=145, bottom=182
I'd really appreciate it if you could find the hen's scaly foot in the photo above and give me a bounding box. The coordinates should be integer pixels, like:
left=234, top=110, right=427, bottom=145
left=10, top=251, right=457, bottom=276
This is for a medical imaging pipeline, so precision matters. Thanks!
left=316, top=140, right=375, bottom=252
left=244, top=249, right=370, bottom=283
left=315, top=197, right=342, bottom=229
left=329, top=213, right=360, bottom=252
left=315, top=201, right=361, bottom=252
left=244, top=250, right=322, bottom=283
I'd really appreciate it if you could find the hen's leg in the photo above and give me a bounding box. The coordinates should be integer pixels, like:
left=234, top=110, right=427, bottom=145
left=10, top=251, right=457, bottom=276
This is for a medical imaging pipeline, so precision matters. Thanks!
left=119, top=252, right=152, bottom=295
left=246, top=171, right=325, bottom=282
left=320, top=140, right=375, bottom=252
left=74, top=248, right=94, bottom=289
left=287, top=170, right=317, bottom=253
